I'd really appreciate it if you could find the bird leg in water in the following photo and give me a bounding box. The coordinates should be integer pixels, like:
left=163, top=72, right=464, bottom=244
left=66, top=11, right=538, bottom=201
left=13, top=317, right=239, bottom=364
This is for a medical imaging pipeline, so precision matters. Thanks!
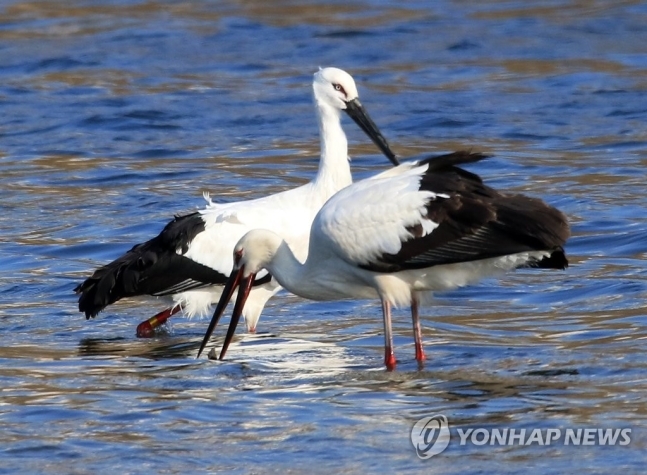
left=136, top=305, right=182, bottom=338
left=381, top=300, right=397, bottom=371
left=410, top=298, right=426, bottom=363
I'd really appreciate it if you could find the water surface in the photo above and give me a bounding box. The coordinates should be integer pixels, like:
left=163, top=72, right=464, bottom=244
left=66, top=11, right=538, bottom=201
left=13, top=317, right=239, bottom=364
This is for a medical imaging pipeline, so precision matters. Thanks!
left=1, top=1, right=646, bottom=473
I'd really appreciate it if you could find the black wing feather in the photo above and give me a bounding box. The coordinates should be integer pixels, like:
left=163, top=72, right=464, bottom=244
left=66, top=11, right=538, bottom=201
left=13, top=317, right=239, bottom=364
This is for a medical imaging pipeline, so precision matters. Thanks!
left=74, top=212, right=230, bottom=318
left=360, top=151, right=570, bottom=272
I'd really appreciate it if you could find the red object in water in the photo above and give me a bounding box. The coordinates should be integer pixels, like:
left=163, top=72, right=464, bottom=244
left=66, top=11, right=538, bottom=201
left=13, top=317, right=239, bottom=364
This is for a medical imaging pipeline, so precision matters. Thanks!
left=135, top=306, right=181, bottom=338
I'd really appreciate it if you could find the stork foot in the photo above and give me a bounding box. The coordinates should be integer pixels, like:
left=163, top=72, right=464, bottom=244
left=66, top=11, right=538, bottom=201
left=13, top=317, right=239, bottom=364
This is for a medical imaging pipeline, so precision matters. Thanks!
left=385, top=347, right=397, bottom=371
left=135, top=306, right=179, bottom=338
left=136, top=321, right=155, bottom=338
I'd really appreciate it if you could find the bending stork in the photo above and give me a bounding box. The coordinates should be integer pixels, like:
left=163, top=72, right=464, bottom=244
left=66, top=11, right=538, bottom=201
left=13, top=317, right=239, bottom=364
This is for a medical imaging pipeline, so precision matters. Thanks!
left=197, top=151, right=569, bottom=370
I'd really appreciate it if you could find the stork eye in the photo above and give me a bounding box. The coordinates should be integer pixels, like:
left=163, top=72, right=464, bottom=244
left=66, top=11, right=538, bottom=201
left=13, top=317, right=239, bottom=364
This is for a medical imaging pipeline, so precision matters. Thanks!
left=234, top=249, right=243, bottom=264
left=333, top=83, right=346, bottom=94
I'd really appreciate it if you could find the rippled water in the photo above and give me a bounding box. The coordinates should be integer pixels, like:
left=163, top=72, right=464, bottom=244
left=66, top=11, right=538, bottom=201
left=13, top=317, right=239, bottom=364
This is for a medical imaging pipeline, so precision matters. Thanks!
left=1, top=1, right=647, bottom=473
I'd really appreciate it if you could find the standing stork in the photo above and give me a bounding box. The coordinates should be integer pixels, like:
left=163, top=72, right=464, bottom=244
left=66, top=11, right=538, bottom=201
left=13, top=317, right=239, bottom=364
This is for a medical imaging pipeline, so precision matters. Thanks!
left=75, top=67, right=399, bottom=337
left=197, top=151, right=569, bottom=370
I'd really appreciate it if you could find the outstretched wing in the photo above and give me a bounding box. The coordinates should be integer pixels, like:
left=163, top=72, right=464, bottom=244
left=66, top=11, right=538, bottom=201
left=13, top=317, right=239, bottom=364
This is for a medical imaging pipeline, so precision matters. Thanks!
left=75, top=213, right=226, bottom=318
left=75, top=212, right=270, bottom=319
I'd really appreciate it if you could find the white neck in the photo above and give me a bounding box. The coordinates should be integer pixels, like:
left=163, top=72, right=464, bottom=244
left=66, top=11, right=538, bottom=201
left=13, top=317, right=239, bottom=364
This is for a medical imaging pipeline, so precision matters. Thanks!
left=312, top=100, right=352, bottom=194
left=267, top=240, right=306, bottom=295
left=265, top=240, right=321, bottom=301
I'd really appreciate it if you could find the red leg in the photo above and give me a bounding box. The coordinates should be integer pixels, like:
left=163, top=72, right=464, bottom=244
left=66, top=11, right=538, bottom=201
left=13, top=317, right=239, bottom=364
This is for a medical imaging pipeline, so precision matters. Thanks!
left=411, top=297, right=426, bottom=363
left=382, top=300, right=397, bottom=371
left=136, top=305, right=182, bottom=338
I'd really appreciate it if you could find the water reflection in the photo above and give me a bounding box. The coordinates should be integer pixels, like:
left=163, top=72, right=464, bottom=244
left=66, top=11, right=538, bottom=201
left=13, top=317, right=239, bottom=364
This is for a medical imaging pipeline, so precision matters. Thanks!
left=77, top=336, right=199, bottom=359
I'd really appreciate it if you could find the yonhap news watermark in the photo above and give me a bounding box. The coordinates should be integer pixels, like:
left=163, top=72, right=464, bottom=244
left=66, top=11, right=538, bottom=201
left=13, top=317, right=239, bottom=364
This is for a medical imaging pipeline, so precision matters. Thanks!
left=411, top=414, right=632, bottom=459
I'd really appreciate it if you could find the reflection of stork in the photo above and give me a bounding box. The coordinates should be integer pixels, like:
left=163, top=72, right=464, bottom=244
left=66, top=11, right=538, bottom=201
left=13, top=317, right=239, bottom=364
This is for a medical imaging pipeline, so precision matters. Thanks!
left=198, top=151, right=569, bottom=370
left=75, top=67, right=398, bottom=337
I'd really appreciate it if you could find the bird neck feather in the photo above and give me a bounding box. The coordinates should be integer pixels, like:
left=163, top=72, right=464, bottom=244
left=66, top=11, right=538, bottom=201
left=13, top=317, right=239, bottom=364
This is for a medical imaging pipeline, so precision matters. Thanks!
left=313, top=101, right=352, bottom=193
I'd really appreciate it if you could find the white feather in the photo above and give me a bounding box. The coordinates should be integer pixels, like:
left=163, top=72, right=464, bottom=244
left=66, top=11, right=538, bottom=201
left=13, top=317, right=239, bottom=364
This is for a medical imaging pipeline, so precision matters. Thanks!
left=164, top=67, right=386, bottom=332
left=313, top=161, right=442, bottom=266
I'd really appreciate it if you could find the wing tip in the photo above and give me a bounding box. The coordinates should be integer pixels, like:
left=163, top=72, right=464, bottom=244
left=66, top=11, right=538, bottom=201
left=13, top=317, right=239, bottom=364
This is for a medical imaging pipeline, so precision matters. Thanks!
left=526, top=248, right=569, bottom=270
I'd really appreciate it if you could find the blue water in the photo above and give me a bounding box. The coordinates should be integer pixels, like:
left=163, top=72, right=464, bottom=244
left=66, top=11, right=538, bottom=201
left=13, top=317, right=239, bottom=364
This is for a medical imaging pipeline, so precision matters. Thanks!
left=1, top=1, right=647, bottom=473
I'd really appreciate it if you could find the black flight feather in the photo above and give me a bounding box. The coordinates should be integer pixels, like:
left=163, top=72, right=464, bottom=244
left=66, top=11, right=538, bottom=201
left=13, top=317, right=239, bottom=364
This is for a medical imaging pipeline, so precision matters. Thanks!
left=75, top=212, right=270, bottom=319
left=360, top=151, right=569, bottom=273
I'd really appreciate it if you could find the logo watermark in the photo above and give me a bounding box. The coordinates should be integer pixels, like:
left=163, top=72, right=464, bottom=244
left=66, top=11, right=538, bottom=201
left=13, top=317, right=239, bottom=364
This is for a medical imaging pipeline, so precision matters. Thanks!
left=411, top=415, right=631, bottom=459
left=410, top=414, right=451, bottom=459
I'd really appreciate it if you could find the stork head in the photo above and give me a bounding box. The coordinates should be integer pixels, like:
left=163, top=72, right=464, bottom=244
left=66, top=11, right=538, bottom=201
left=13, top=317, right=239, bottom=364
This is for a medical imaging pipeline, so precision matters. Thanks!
left=313, top=67, right=360, bottom=110
left=313, top=67, right=399, bottom=166
left=232, top=229, right=283, bottom=279
left=196, top=230, right=284, bottom=360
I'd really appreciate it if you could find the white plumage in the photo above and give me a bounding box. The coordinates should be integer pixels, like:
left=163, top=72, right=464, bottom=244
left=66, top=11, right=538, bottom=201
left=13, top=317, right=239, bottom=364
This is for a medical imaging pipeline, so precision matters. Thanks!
left=316, top=162, right=444, bottom=264
left=75, top=67, right=398, bottom=336
left=198, top=151, right=570, bottom=370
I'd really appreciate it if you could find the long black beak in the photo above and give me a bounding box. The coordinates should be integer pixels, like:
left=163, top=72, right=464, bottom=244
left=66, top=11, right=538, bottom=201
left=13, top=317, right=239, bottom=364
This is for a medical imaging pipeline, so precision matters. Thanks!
left=219, top=273, right=255, bottom=360
left=196, top=266, right=243, bottom=358
left=344, top=98, right=399, bottom=166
